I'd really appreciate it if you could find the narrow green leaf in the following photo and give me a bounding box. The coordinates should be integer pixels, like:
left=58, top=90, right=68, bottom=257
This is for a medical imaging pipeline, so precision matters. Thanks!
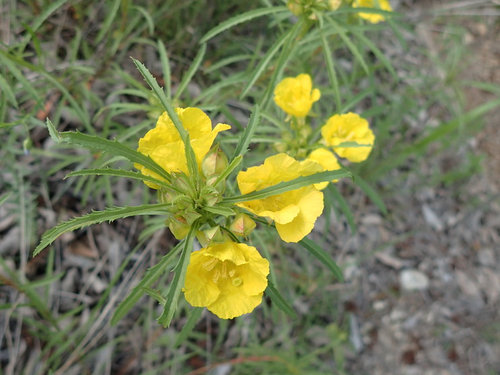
left=157, top=40, right=171, bottom=98
left=327, top=185, right=357, bottom=234
left=204, top=54, right=253, bottom=74
left=352, top=29, right=398, bottom=80
left=335, top=141, right=372, bottom=148
left=0, top=192, right=10, bottom=207
left=328, top=18, right=369, bottom=74
left=66, top=168, right=173, bottom=190
left=231, top=105, right=260, bottom=159
left=175, top=307, right=203, bottom=346
left=143, top=287, right=167, bottom=305
left=200, top=7, right=288, bottom=43
left=352, top=173, right=387, bottom=214
left=95, top=0, right=121, bottom=43
left=299, top=238, right=343, bottom=282
left=34, top=203, right=172, bottom=257
left=59, top=131, right=173, bottom=184
left=239, top=31, right=289, bottom=99
left=132, top=58, right=198, bottom=180
left=0, top=74, right=17, bottom=107
left=19, top=0, right=68, bottom=51
left=224, top=169, right=351, bottom=204
left=266, top=281, right=297, bottom=318
left=174, top=43, right=206, bottom=101
left=111, top=242, right=182, bottom=325
left=45, top=118, right=62, bottom=143
left=213, top=155, right=243, bottom=187
left=157, top=226, right=196, bottom=327
left=260, top=20, right=303, bottom=108
left=203, top=205, right=235, bottom=217
left=0, top=51, right=42, bottom=105
left=0, top=257, right=59, bottom=329
left=318, top=14, right=341, bottom=112
left=134, top=6, right=155, bottom=35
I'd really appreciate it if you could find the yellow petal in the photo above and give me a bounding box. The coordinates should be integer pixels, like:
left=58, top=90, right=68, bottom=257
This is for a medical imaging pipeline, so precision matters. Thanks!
left=236, top=153, right=325, bottom=243
left=307, top=148, right=341, bottom=189
left=184, top=252, right=221, bottom=307
left=275, top=187, right=324, bottom=242
left=208, top=289, right=264, bottom=319
left=353, top=0, right=393, bottom=24
left=183, top=241, right=269, bottom=319
left=136, top=108, right=230, bottom=187
left=273, top=74, right=321, bottom=117
left=321, top=113, right=375, bottom=163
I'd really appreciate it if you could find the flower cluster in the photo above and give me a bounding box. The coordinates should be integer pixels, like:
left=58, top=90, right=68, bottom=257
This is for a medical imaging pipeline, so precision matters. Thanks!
left=273, top=73, right=375, bottom=183
left=287, top=0, right=392, bottom=23
left=137, top=107, right=332, bottom=319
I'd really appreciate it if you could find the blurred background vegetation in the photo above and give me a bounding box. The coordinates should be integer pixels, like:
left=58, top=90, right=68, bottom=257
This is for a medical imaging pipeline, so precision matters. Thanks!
left=1, top=0, right=499, bottom=374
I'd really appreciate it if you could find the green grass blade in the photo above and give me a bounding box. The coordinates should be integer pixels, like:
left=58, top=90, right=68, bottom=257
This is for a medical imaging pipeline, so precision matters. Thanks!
left=111, top=242, right=183, bottom=325
left=175, top=307, right=204, bottom=346
left=0, top=192, right=11, bottom=206
left=33, top=203, right=172, bottom=257
left=327, top=18, right=369, bottom=74
left=318, top=14, right=341, bottom=112
left=157, top=39, right=172, bottom=98
left=200, top=6, right=288, bottom=43
left=299, top=238, right=343, bottom=282
left=0, top=74, right=17, bottom=108
left=157, top=226, right=196, bottom=327
left=65, top=168, right=174, bottom=190
left=352, top=29, right=398, bottom=80
left=174, top=43, right=206, bottom=101
left=327, top=185, right=357, bottom=234
left=231, top=104, right=260, bottom=159
left=224, top=169, right=351, bottom=203
left=95, top=0, right=121, bottom=43
left=352, top=173, right=387, bottom=214
left=239, top=30, right=289, bottom=99
left=266, top=281, right=297, bottom=318
left=59, top=131, right=173, bottom=183
left=20, top=0, right=68, bottom=50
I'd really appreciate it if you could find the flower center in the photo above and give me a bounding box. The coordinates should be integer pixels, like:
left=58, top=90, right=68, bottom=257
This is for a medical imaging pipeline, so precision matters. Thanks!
left=206, top=259, right=243, bottom=287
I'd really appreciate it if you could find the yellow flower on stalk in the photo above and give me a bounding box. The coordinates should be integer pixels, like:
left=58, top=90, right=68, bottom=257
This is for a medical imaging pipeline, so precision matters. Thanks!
left=136, top=107, right=230, bottom=188
left=307, top=148, right=341, bottom=190
left=183, top=241, right=269, bottom=319
left=274, top=74, right=321, bottom=118
left=237, top=153, right=324, bottom=243
left=321, top=112, right=375, bottom=163
left=352, top=0, right=392, bottom=24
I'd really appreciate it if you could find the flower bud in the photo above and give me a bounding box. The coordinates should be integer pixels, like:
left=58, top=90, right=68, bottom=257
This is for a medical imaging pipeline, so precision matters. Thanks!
left=196, top=226, right=225, bottom=247
left=168, top=217, right=190, bottom=240
left=229, top=213, right=256, bottom=237
left=202, top=145, right=228, bottom=178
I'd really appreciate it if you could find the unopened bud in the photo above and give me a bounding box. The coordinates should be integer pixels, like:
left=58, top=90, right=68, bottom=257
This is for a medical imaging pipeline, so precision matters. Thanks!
left=168, top=217, right=190, bottom=240
left=202, top=145, right=228, bottom=178
left=328, top=0, right=341, bottom=11
left=196, top=226, right=224, bottom=247
left=229, top=213, right=256, bottom=237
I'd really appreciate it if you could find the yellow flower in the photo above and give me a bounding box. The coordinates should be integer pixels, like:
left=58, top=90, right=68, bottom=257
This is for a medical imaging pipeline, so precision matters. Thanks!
left=321, top=112, right=375, bottom=162
left=183, top=241, right=269, bottom=319
left=306, top=148, right=341, bottom=189
left=274, top=74, right=321, bottom=117
left=352, top=0, right=392, bottom=24
left=136, top=107, right=230, bottom=188
left=237, top=153, right=324, bottom=243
